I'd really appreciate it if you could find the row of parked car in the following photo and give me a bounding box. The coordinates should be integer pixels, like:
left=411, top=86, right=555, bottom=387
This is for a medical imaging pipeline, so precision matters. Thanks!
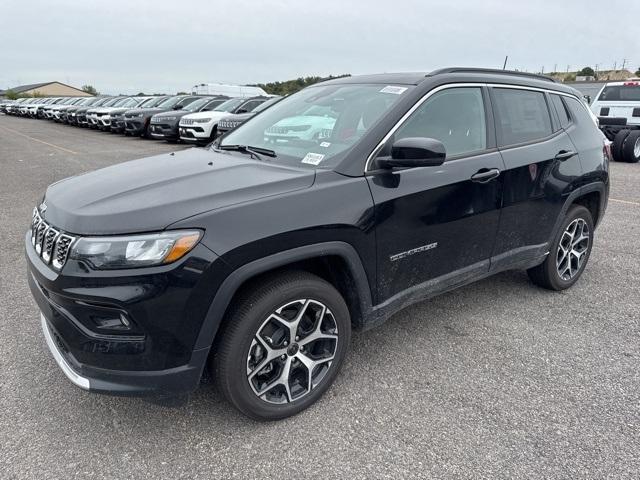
left=0, top=93, right=283, bottom=145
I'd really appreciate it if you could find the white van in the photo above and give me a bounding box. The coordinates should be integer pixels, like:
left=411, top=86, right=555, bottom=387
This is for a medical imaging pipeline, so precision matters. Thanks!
left=190, top=83, right=268, bottom=98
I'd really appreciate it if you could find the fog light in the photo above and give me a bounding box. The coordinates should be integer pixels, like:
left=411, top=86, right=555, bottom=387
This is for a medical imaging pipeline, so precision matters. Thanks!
left=92, top=313, right=132, bottom=330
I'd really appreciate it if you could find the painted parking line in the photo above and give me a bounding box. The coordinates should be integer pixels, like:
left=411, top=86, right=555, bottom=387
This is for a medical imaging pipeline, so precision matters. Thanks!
left=610, top=198, right=640, bottom=206
left=0, top=124, right=78, bottom=155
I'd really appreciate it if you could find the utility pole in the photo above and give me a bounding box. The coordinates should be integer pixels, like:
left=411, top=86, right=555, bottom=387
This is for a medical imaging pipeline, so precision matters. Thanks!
left=503, top=56, right=508, bottom=70
left=622, top=59, right=627, bottom=71
left=554, top=64, right=557, bottom=73
left=614, top=61, right=617, bottom=71
left=566, top=65, right=570, bottom=73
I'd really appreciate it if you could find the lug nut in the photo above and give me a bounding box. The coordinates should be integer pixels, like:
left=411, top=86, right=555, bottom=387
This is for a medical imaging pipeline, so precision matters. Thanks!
left=281, top=354, right=286, bottom=360
left=283, top=341, right=288, bottom=346
left=295, top=336, right=300, bottom=341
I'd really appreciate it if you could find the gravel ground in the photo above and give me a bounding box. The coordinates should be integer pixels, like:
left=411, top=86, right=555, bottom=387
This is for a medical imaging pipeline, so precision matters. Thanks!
left=0, top=115, right=638, bottom=479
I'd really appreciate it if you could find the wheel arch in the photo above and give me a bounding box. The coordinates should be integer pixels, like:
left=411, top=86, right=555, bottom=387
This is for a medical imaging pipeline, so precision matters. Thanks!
left=193, top=241, right=374, bottom=351
left=549, top=182, right=607, bottom=245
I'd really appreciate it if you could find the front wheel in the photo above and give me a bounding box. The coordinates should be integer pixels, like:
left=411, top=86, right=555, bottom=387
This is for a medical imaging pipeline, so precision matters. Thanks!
left=527, top=205, right=594, bottom=290
left=214, top=271, right=351, bottom=420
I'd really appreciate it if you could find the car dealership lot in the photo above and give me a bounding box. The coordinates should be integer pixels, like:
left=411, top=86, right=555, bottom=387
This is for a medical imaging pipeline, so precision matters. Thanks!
left=1, top=115, right=638, bottom=478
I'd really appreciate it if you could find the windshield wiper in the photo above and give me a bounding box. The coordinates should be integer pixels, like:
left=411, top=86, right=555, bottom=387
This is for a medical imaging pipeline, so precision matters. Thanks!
left=217, top=144, right=277, bottom=161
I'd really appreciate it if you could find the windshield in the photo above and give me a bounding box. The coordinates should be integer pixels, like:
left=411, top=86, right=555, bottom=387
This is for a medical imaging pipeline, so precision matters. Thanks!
left=157, top=96, right=183, bottom=108
left=219, top=84, right=411, bottom=168
left=116, top=98, right=138, bottom=108
left=137, top=97, right=156, bottom=108
left=213, top=98, right=245, bottom=112
left=102, top=97, right=122, bottom=107
left=598, top=84, right=640, bottom=102
left=184, top=97, right=213, bottom=112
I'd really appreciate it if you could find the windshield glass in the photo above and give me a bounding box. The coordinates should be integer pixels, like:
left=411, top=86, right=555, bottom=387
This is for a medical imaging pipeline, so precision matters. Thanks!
left=157, top=96, right=182, bottom=108
left=116, top=98, right=138, bottom=108
left=598, top=84, right=640, bottom=101
left=219, top=84, right=412, bottom=168
left=102, top=97, right=122, bottom=107
left=143, top=96, right=167, bottom=107
left=213, top=98, right=245, bottom=112
left=184, top=97, right=212, bottom=112
left=137, top=97, right=156, bottom=108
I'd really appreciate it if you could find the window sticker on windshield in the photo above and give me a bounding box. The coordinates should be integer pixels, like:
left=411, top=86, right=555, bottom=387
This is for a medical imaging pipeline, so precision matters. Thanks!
left=320, top=142, right=331, bottom=148
left=301, top=153, right=325, bottom=165
left=380, top=86, right=408, bottom=95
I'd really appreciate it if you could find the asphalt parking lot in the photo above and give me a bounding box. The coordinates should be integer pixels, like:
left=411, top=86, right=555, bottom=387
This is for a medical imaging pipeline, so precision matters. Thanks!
left=1, top=114, right=638, bottom=479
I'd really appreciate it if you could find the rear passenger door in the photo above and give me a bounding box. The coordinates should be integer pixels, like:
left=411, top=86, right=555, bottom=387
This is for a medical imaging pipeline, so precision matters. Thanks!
left=490, top=87, right=583, bottom=269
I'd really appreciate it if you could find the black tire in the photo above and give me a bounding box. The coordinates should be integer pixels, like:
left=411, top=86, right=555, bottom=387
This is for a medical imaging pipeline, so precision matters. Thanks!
left=612, top=129, right=630, bottom=162
left=527, top=205, right=594, bottom=291
left=214, top=271, right=351, bottom=421
left=621, top=131, right=640, bottom=163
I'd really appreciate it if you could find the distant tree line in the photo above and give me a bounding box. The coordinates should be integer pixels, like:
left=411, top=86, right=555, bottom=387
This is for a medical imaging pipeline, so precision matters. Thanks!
left=250, top=74, right=351, bottom=96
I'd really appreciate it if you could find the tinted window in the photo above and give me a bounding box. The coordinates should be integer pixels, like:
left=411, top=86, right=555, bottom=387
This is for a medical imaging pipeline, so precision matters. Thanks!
left=564, top=96, right=597, bottom=127
left=493, top=88, right=552, bottom=146
left=392, top=87, right=487, bottom=157
left=550, top=94, right=571, bottom=129
left=238, top=100, right=264, bottom=113
left=597, top=85, right=640, bottom=101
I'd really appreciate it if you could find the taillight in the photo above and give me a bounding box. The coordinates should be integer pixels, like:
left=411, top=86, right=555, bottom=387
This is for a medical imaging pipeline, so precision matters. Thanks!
left=603, top=141, right=613, bottom=162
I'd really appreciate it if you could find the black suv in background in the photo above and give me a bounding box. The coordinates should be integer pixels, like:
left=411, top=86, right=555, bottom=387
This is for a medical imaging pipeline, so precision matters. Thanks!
left=27, top=68, right=609, bottom=421
left=149, top=96, right=228, bottom=142
left=124, top=95, right=200, bottom=137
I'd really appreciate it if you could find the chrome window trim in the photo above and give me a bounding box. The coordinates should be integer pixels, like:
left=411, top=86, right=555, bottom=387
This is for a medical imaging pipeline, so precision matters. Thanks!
left=364, top=82, right=582, bottom=173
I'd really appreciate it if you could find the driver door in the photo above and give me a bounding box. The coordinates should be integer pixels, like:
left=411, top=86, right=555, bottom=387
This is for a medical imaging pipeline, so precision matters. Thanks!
left=366, top=86, right=505, bottom=302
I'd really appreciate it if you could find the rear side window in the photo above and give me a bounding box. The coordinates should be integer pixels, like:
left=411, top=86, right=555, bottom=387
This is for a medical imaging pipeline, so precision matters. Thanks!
left=392, top=87, right=487, bottom=157
left=493, top=88, right=552, bottom=146
left=550, top=94, right=571, bottom=129
left=564, top=96, right=597, bottom=127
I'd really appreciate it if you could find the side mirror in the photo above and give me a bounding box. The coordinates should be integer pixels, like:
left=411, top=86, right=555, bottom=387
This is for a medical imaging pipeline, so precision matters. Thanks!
left=173, top=105, right=183, bottom=110
left=236, top=108, right=248, bottom=114
left=377, top=137, right=446, bottom=169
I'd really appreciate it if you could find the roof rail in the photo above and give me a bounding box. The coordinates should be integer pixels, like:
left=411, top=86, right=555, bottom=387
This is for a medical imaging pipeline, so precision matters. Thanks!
left=428, top=67, right=557, bottom=83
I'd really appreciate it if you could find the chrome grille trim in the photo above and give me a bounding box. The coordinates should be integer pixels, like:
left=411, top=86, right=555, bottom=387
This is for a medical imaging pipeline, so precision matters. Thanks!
left=30, top=208, right=76, bottom=271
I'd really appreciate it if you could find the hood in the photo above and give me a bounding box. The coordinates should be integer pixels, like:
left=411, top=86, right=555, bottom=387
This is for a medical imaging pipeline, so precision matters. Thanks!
left=153, top=110, right=192, bottom=120
left=221, top=112, right=255, bottom=122
left=42, top=147, right=315, bottom=235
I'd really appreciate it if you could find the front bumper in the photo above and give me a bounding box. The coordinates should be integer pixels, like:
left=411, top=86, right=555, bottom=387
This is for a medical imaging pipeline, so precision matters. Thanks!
left=179, top=125, right=209, bottom=143
left=125, top=118, right=147, bottom=135
left=150, top=122, right=179, bottom=140
left=27, top=231, right=221, bottom=396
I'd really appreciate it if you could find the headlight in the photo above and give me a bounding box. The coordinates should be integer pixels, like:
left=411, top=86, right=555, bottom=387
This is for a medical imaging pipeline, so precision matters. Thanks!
left=69, top=230, right=201, bottom=269
left=193, top=117, right=212, bottom=123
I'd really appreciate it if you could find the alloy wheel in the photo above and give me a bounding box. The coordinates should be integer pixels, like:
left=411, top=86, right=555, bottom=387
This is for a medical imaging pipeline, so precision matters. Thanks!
left=556, top=218, right=590, bottom=281
left=246, top=299, right=338, bottom=404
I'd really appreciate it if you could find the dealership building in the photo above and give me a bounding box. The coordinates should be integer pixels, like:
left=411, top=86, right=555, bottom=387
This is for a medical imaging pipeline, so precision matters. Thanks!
left=0, top=81, right=92, bottom=98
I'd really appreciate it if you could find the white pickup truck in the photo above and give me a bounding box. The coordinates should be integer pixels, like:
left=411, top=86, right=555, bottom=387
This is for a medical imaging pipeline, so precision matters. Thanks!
left=591, top=79, right=640, bottom=163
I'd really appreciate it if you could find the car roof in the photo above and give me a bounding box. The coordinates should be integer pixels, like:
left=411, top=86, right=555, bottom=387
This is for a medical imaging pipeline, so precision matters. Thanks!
left=321, top=67, right=581, bottom=97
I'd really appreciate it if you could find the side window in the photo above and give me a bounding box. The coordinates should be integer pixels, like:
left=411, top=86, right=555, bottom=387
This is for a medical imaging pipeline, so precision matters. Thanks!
left=493, top=88, right=553, bottom=146
left=239, top=100, right=262, bottom=112
left=391, top=87, right=487, bottom=158
left=550, top=94, right=571, bottom=129
left=564, top=96, right=598, bottom=127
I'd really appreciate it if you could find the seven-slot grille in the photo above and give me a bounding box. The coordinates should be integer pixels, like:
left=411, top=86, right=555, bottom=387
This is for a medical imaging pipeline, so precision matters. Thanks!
left=181, top=118, right=195, bottom=126
left=31, top=208, right=76, bottom=271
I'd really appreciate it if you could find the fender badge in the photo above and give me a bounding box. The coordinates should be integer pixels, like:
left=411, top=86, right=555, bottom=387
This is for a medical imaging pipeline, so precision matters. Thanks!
left=39, top=202, right=47, bottom=213
left=390, top=242, right=438, bottom=262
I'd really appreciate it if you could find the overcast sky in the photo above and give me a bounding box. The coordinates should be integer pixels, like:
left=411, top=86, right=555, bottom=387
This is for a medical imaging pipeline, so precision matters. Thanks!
left=1, top=0, right=638, bottom=94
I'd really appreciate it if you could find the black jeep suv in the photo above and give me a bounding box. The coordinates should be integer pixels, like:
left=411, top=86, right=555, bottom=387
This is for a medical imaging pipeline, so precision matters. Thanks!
left=27, top=68, right=609, bottom=420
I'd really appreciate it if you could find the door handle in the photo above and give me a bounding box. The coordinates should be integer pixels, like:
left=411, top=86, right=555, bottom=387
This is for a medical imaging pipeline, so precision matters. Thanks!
left=555, top=150, right=577, bottom=161
left=471, top=168, right=500, bottom=183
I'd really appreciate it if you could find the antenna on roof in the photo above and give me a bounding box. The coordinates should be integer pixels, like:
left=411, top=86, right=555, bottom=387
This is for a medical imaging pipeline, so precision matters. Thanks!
left=503, top=56, right=508, bottom=70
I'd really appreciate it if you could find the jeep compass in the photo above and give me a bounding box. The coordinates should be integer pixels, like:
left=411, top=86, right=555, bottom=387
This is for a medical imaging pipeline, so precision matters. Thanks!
left=27, top=68, right=610, bottom=420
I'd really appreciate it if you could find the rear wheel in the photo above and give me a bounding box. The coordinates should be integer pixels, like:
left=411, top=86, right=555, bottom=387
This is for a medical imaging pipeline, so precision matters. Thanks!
left=527, top=205, right=594, bottom=291
left=214, top=271, right=351, bottom=420
left=612, top=129, right=630, bottom=162
left=622, top=131, right=640, bottom=163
